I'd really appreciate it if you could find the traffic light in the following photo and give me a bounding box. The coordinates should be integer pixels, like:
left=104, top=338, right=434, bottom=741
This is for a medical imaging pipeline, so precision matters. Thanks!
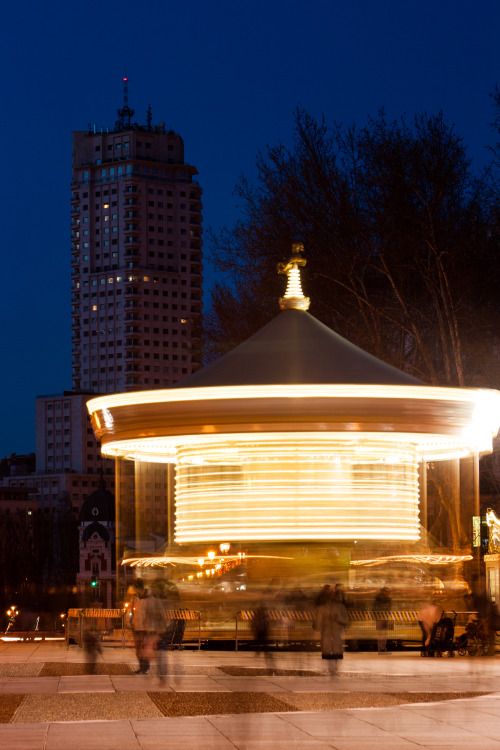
left=90, top=575, right=98, bottom=588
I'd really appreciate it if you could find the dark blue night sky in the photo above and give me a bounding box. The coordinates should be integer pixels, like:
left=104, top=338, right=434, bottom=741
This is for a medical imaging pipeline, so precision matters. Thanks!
left=1, top=0, right=498, bottom=457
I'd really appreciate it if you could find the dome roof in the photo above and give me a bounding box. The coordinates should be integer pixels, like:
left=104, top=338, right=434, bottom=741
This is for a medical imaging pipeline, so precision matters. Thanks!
left=80, top=475, right=115, bottom=524
left=82, top=520, right=110, bottom=542
left=174, top=308, right=423, bottom=389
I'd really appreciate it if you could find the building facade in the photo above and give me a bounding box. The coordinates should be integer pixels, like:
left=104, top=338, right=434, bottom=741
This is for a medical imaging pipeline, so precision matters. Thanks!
left=36, top=392, right=113, bottom=477
left=78, top=477, right=115, bottom=609
left=70, top=88, right=203, bottom=394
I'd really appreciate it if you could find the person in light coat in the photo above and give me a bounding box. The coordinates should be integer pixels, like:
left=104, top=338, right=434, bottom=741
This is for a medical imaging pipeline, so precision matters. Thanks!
left=418, top=599, right=443, bottom=649
left=128, top=579, right=151, bottom=674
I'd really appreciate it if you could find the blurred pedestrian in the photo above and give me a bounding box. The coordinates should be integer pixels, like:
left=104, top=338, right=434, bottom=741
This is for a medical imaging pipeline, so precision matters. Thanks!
left=158, top=579, right=185, bottom=650
left=252, top=601, right=275, bottom=673
left=128, top=579, right=151, bottom=674
left=148, top=579, right=170, bottom=684
left=472, top=581, right=499, bottom=655
left=83, top=625, right=102, bottom=674
left=374, top=586, right=393, bottom=653
left=314, top=584, right=333, bottom=608
left=334, top=583, right=347, bottom=607
left=314, top=585, right=348, bottom=675
left=418, top=599, right=443, bottom=651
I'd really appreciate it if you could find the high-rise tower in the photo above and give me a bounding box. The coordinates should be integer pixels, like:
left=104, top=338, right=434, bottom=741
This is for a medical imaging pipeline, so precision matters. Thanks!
left=70, top=81, right=203, bottom=393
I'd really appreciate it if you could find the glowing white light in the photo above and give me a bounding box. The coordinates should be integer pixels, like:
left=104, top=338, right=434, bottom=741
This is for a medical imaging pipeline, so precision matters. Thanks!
left=88, top=384, right=500, bottom=460
left=99, top=431, right=475, bottom=463
left=486, top=509, right=500, bottom=552
left=102, top=407, right=114, bottom=430
left=486, top=509, right=500, bottom=529
left=351, top=554, right=473, bottom=566
left=87, top=384, right=500, bottom=410
left=122, top=553, right=294, bottom=567
left=173, top=436, right=420, bottom=542
left=283, top=265, right=305, bottom=299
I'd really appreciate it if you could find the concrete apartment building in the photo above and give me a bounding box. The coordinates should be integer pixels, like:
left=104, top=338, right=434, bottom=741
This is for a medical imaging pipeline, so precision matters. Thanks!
left=35, top=392, right=110, bottom=477
left=70, top=88, right=203, bottom=393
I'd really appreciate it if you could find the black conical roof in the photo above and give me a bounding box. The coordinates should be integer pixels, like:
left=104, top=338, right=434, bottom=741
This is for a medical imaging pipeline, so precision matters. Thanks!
left=175, top=309, right=423, bottom=388
left=79, top=475, right=115, bottom=524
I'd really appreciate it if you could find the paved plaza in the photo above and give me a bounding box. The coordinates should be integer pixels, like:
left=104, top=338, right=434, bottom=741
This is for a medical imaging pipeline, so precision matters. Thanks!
left=0, top=641, right=500, bottom=748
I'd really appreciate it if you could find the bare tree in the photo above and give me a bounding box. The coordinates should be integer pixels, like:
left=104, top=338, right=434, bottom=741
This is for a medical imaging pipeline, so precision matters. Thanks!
left=207, top=108, right=500, bottom=387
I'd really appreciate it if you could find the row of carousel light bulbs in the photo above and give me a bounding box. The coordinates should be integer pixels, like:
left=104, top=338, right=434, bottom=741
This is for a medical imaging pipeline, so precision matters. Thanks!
left=185, top=543, right=246, bottom=581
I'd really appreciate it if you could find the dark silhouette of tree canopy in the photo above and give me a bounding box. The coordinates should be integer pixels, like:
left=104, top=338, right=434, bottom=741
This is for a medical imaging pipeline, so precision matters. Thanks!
left=0, top=506, right=79, bottom=609
left=206, top=109, right=500, bottom=387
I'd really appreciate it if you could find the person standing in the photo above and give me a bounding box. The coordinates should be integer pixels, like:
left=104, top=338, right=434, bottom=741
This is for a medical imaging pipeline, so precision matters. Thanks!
left=334, top=583, right=347, bottom=607
left=252, top=601, right=275, bottom=673
left=148, top=580, right=170, bottom=684
left=83, top=625, right=102, bottom=674
left=314, top=584, right=333, bottom=608
left=418, top=599, right=443, bottom=652
left=128, top=579, right=150, bottom=674
left=472, top=581, right=499, bottom=655
left=314, top=585, right=348, bottom=675
left=374, top=587, right=393, bottom=653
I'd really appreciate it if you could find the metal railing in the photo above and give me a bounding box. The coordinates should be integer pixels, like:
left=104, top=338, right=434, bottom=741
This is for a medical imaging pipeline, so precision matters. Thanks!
left=66, top=608, right=202, bottom=650
left=234, top=609, right=476, bottom=651
left=163, top=609, right=202, bottom=650
left=65, top=607, right=481, bottom=652
left=66, top=608, right=126, bottom=647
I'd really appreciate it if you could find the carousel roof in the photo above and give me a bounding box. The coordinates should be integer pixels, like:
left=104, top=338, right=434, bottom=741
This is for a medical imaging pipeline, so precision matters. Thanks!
left=174, top=307, right=422, bottom=389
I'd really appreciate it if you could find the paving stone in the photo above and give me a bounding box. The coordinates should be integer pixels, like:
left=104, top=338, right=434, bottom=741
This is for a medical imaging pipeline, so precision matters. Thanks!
left=2, top=677, right=59, bottom=694
left=0, top=694, right=24, bottom=722
left=0, top=663, right=42, bottom=677
left=13, top=692, right=162, bottom=723
left=219, top=666, right=318, bottom=677
left=40, top=662, right=132, bottom=676
left=279, top=691, right=489, bottom=711
left=148, top=691, right=292, bottom=717
left=0, top=721, right=49, bottom=749
left=46, top=720, right=141, bottom=750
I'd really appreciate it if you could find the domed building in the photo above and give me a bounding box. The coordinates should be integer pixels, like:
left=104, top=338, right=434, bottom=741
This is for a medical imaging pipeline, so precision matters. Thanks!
left=87, top=247, right=500, bottom=599
left=78, top=474, right=115, bottom=607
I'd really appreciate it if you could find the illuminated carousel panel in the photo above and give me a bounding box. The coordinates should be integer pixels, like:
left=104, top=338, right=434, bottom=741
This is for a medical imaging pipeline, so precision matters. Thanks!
left=173, top=436, right=420, bottom=542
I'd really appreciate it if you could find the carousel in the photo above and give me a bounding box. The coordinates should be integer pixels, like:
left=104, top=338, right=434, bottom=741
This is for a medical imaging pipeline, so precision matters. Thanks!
left=87, top=246, right=500, bottom=600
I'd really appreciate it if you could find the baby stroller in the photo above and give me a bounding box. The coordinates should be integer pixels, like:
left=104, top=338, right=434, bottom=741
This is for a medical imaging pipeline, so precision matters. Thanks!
left=422, top=611, right=456, bottom=657
left=456, top=616, right=494, bottom=656
left=160, top=617, right=186, bottom=650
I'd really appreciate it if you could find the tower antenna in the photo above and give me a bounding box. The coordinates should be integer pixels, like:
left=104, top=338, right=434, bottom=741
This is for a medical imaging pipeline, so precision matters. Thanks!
left=116, top=76, right=135, bottom=130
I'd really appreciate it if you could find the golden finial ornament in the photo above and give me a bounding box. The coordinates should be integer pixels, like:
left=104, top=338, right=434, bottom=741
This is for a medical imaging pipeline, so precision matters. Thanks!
left=277, top=242, right=310, bottom=311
